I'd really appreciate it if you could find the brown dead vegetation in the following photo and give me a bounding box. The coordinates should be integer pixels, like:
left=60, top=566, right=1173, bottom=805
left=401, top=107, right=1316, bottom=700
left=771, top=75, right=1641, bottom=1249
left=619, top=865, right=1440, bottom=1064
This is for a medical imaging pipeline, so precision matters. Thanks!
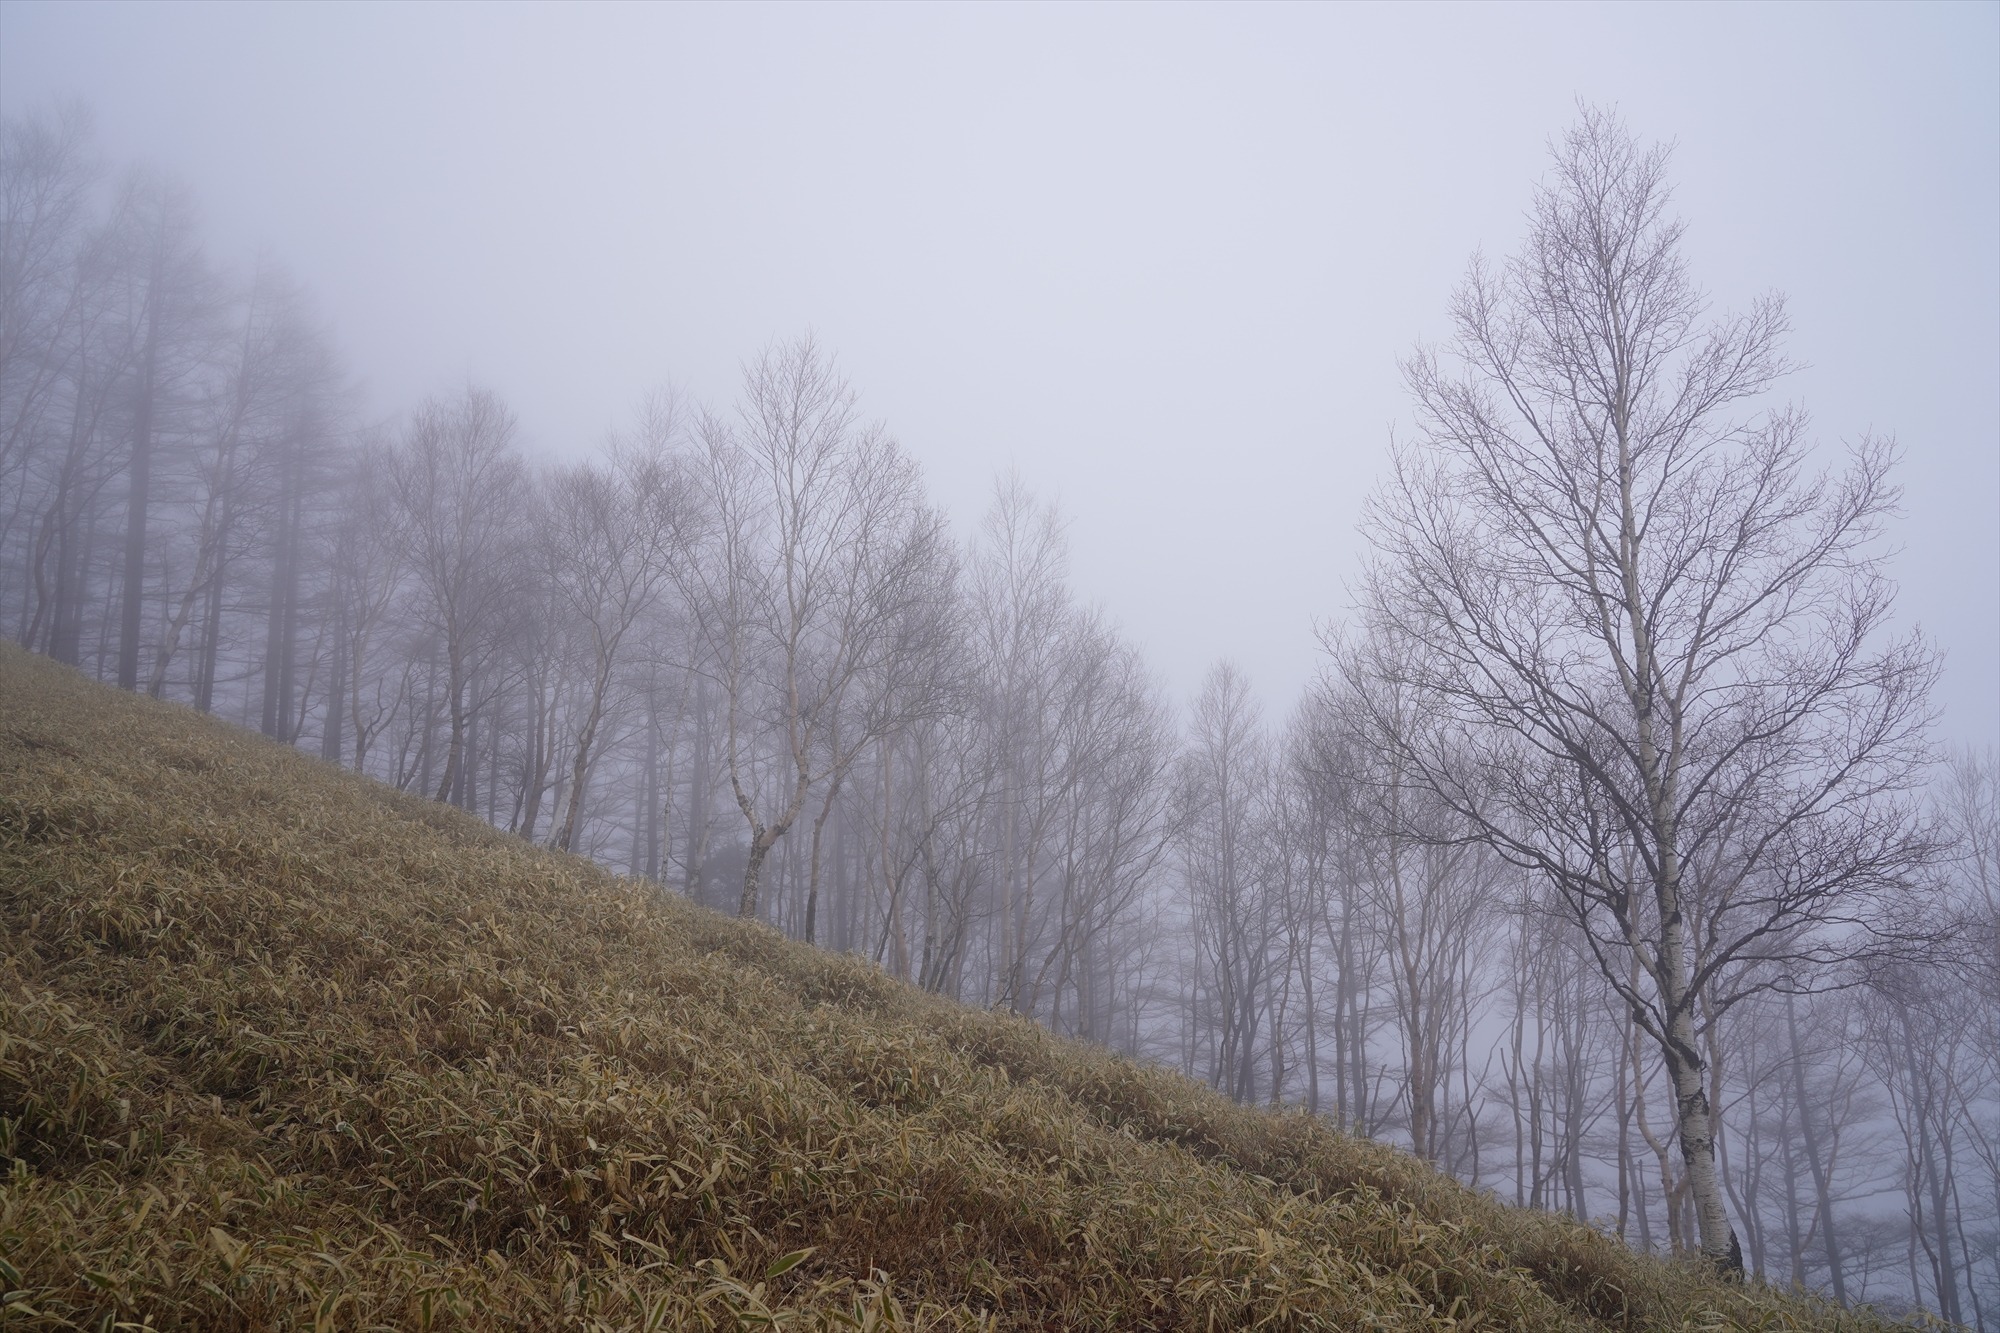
left=0, top=642, right=1894, bottom=1330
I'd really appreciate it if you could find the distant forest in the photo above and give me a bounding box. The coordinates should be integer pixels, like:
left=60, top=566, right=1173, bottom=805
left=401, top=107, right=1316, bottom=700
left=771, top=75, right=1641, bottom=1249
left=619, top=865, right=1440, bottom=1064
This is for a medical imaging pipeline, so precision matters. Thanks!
left=2, top=104, right=1993, bottom=1323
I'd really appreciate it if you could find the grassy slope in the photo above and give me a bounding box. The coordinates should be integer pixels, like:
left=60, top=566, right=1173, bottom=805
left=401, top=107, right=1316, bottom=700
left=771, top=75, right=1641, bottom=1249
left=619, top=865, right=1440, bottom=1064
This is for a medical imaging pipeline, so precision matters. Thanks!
left=0, top=643, right=1883, bottom=1332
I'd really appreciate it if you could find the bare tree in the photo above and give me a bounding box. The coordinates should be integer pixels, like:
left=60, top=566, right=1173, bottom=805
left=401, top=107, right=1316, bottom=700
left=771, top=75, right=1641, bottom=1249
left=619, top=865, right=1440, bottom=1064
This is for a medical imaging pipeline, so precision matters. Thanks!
left=1710, top=986, right=1878, bottom=1295
left=17, top=104, right=1995, bottom=1310
left=539, top=415, right=690, bottom=852
left=1286, top=689, right=1392, bottom=1135
left=801, top=499, right=961, bottom=946
left=327, top=431, right=408, bottom=771
left=149, top=265, right=337, bottom=705
left=1918, top=749, right=2000, bottom=1326
left=1017, top=620, right=1174, bottom=1039
left=2, top=106, right=109, bottom=660
left=1865, top=960, right=1980, bottom=1324
left=681, top=337, right=935, bottom=920
left=102, top=172, right=217, bottom=692
left=389, top=387, right=527, bottom=804
left=1492, top=890, right=1611, bottom=1218
left=968, top=478, right=1080, bottom=1013
left=0, top=104, right=97, bottom=505
left=1316, top=635, right=1504, bottom=1163
left=1180, top=662, right=1285, bottom=1103
left=1355, top=108, right=1940, bottom=1268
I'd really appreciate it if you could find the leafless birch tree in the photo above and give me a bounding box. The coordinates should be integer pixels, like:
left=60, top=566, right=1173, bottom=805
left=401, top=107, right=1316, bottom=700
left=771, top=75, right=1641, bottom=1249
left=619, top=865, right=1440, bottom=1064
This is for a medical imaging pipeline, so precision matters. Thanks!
left=683, top=337, right=938, bottom=920
left=1355, top=107, right=1940, bottom=1268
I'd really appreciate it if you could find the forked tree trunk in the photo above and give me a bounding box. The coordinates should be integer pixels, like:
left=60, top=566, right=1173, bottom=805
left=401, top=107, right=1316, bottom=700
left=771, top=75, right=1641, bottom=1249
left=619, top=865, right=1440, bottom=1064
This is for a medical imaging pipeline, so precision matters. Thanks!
left=1661, top=928, right=1736, bottom=1266
left=739, top=826, right=771, bottom=920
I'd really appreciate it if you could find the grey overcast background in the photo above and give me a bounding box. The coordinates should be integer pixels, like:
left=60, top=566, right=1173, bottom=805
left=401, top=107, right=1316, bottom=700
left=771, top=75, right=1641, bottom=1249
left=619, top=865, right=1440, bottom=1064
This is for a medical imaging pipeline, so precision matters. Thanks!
left=3, top=0, right=1996, bottom=739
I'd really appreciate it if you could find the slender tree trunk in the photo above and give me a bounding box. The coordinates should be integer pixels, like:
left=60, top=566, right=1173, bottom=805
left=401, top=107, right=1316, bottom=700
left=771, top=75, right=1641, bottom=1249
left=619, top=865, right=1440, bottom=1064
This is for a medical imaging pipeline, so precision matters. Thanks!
left=1787, top=995, right=1847, bottom=1302
left=520, top=669, right=556, bottom=840
left=882, top=742, right=910, bottom=978
left=146, top=547, right=209, bottom=696
left=1616, top=1018, right=1635, bottom=1242
left=686, top=679, right=711, bottom=901
left=25, top=505, right=57, bottom=653
left=804, top=765, right=845, bottom=946
left=433, top=645, right=467, bottom=803
left=117, top=263, right=162, bottom=692
left=48, top=381, right=96, bottom=667
left=277, top=488, right=302, bottom=739
left=262, top=445, right=299, bottom=737
left=455, top=673, right=477, bottom=810
left=487, top=693, right=505, bottom=822
left=1300, top=911, right=1320, bottom=1118
left=556, top=655, right=613, bottom=852
left=194, top=560, right=223, bottom=712
left=640, top=698, right=663, bottom=881
left=1000, top=762, right=1017, bottom=1009
left=1906, top=1023, right=1962, bottom=1324
left=52, top=503, right=88, bottom=667
left=740, top=822, right=772, bottom=921
left=321, top=629, right=346, bottom=763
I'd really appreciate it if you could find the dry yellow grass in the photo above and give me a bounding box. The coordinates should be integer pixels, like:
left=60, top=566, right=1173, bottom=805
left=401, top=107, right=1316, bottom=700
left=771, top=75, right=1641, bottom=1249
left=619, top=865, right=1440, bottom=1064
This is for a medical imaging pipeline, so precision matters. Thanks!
left=0, top=643, right=1900, bottom=1331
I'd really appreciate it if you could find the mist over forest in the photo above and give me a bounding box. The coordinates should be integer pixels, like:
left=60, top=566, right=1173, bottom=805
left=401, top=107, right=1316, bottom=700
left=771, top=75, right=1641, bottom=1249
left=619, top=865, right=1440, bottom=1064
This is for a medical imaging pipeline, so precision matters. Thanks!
left=2, top=6, right=1997, bottom=1327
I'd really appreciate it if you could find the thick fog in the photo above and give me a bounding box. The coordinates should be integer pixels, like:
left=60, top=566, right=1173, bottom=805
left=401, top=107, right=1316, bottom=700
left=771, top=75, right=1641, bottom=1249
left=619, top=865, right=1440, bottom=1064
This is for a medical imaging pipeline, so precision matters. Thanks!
left=3, top=1, right=1993, bottom=737
left=5, top=3, right=1999, bottom=1322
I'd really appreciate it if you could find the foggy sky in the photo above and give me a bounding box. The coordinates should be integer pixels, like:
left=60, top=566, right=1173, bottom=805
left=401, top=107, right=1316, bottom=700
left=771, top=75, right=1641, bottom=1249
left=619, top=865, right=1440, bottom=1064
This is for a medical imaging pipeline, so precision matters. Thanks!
left=4, top=0, right=1994, bottom=740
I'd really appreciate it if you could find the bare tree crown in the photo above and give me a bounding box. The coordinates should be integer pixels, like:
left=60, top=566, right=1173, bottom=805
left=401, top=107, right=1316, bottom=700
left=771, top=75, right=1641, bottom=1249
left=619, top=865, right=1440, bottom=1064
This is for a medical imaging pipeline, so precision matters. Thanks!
left=1357, top=107, right=1940, bottom=1265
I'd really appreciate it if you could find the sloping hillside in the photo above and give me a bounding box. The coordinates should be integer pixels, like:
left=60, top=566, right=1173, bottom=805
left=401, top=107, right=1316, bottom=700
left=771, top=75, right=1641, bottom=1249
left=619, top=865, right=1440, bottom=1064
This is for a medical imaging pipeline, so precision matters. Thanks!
left=0, top=643, right=1877, bottom=1330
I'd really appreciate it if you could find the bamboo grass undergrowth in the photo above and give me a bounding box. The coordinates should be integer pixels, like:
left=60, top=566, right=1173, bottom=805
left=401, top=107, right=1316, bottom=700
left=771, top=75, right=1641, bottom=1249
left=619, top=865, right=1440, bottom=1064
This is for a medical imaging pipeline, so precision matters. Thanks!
left=0, top=643, right=1903, bottom=1331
